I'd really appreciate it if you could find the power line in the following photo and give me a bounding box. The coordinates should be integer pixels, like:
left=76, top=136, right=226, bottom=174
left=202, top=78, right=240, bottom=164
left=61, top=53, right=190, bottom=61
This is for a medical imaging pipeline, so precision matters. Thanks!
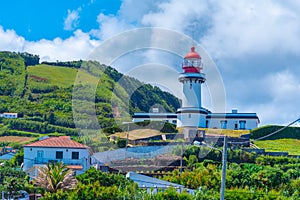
left=227, top=117, right=300, bottom=145
left=253, top=117, right=300, bottom=141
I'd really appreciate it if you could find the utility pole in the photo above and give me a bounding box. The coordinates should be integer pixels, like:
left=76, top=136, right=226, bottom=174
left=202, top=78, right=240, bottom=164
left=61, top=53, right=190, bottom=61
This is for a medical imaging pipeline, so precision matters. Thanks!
left=220, top=136, right=227, bottom=200
left=180, top=141, right=183, bottom=174
left=125, top=123, right=129, bottom=158
left=122, top=122, right=130, bottom=159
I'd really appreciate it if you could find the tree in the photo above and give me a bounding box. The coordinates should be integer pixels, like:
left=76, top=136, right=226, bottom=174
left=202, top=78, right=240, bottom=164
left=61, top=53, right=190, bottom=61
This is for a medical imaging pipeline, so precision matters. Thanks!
left=3, top=177, right=27, bottom=199
left=0, top=163, right=27, bottom=199
left=34, top=162, right=77, bottom=193
left=10, top=148, right=24, bottom=166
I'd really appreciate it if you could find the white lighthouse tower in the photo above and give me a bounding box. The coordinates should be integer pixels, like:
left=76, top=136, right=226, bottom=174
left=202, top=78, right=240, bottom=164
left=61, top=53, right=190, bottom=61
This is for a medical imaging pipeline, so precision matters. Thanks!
left=177, top=46, right=208, bottom=128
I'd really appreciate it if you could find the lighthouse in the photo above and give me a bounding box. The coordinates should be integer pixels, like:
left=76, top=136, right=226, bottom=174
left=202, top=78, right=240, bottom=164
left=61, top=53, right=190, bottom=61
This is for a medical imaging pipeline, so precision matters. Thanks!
left=176, top=46, right=208, bottom=128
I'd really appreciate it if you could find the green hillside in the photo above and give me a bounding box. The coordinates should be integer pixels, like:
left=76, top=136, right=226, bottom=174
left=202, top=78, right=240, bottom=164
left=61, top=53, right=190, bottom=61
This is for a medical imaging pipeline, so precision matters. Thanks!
left=0, top=52, right=26, bottom=96
left=250, top=125, right=300, bottom=140
left=0, top=51, right=181, bottom=145
left=28, top=64, right=78, bottom=87
left=251, top=125, right=300, bottom=155
left=255, top=138, right=300, bottom=155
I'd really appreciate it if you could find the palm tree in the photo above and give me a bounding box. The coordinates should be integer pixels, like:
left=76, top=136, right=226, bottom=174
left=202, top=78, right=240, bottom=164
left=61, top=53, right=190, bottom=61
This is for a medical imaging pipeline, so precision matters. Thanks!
left=34, top=162, right=78, bottom=193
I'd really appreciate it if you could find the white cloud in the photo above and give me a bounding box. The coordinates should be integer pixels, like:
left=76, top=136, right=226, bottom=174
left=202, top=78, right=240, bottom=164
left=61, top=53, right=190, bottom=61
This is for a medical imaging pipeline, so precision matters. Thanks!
left=0, top=26, right=25, bottom=52
left=0, top=26, right=99, bottom=61
left=90, top=13, right=134, bottom=40
left=25, top=30, right=99, bottom=61
left=267, top=70, right=300, bottom=102
left=64, top=9, right=80, bottom=31
left=201, top=1, right=300, bottom=59
left=141, top=0, right=209, bottom=32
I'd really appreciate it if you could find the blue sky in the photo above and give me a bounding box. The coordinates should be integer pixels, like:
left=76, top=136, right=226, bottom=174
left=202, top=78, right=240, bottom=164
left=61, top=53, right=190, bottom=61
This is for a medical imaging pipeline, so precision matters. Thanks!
left=0, top=0, right=121, bottom=40
left=0, top=0, right=300, bottom=126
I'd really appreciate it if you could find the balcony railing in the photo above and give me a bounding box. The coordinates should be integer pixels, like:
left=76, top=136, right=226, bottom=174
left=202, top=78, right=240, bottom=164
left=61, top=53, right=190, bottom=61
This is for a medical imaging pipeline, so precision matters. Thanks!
left=34, top=157, right=86, bottom=166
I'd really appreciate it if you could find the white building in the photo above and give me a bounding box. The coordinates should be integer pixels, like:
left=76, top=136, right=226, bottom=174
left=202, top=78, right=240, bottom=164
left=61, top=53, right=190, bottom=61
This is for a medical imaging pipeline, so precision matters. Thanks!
left=23, top=136, right=92, bottom=176
left=207, top=110, right=259, bottom=130
left=132, top=113, right=177, bottom=125
left=126, top=172, right=194, bottom=195
left=0, top=112, right=18, bottom=118
left=132, top=47, right=260, bottom=130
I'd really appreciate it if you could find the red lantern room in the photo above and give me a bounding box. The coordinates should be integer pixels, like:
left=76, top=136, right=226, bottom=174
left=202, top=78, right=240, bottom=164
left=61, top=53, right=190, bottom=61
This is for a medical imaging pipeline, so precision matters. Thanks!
left=182, top=46, right=202, bottom=73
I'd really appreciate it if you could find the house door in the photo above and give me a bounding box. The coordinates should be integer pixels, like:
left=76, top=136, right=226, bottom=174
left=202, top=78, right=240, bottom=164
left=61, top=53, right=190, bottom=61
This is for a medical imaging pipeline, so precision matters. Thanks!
left=37, top=150, right=44, bottom=163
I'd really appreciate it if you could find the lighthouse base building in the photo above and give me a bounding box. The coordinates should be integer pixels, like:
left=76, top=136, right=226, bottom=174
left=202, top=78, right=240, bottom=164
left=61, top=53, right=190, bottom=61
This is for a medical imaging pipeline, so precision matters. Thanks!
left=133, top=108, right=259, bottom=130
left=132, top=47, right=259, bottom=130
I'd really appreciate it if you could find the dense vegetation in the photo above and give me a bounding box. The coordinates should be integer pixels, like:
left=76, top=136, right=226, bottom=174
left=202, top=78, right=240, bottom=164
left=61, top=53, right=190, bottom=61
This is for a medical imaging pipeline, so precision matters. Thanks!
left=3, top=150, right=300, bottom=199
left=0, top=51, right=180, bottom=140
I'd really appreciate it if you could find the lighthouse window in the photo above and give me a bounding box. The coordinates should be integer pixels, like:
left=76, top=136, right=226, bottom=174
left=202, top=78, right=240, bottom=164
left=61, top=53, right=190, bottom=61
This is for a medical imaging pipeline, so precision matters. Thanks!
left=188, top=114, right=191, bottom=118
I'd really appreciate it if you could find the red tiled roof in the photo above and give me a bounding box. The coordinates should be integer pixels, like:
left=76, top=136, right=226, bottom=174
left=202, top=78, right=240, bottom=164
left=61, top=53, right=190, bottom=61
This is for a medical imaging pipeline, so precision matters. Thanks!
left=24, top=136, right=89, bottom=149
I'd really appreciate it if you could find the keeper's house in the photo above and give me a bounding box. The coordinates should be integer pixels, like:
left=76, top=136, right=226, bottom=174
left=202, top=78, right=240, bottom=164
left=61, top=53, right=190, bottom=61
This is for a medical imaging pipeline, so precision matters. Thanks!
left=23, top=136, right=92, bottom=176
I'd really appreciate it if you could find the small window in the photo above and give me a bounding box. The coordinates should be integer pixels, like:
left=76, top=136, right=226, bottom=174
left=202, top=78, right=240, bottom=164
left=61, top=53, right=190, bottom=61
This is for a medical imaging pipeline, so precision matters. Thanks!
left=72, top=152, right=79, bottom=160
left=56, top=151, right=63, bottom=159
left=221, top=120, right=227, bottom=129
left=239, top=121, right=246, bottom=130
left=188, top=114, right=192, bottom=118
left=234, top=123, right=238, bottom=130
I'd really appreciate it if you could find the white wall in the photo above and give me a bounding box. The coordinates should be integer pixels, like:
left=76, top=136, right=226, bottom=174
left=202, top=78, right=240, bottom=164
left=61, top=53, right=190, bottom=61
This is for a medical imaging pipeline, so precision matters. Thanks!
left=208, top=118, right=258, bottom=130
left=23, top=147, right=91, bottom=174
left=0, top=113, right=18, bottom=118
left=177, top=113, right=207, bottom=128
left=132, top=117, right=177, bottom=125
left=182, top=80, right=202, bottom=108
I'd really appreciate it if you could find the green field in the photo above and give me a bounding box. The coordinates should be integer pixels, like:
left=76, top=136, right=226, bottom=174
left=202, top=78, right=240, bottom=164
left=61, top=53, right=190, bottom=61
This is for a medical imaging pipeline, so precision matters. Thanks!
left=27, top=64, right=98, bottom=88
left=200, top=128, right=249, bottom=138
left=254, top=138, right=300, bottom=155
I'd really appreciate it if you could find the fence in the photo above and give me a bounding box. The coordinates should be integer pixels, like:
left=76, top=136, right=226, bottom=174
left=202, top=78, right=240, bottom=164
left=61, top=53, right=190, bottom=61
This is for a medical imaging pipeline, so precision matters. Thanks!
left=93, top=145, right=176, bottom=163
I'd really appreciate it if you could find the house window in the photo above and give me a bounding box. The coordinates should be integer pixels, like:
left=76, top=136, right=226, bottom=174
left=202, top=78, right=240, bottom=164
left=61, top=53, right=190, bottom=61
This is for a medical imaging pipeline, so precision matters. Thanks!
left=239, top=120, right=246, bottom=130
left=72, top=152, right=79, bottom=160
left=188, top=114, right=191, bottom=118
left=56, top=151, right=63, bottom=159
left=172, top=120, right=177, bottom=124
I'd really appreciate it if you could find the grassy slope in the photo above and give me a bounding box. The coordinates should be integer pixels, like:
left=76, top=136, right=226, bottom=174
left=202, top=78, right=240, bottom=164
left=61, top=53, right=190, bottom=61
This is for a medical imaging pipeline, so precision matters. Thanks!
left=251, top=125, right=300, bottom=155
left=254, top=139, right=300, bottom=155
left=27, top=64, right=98, bottom=88
left=199, top=128, right=249, bottom=138
left=250, top=125, right=300, bottom=139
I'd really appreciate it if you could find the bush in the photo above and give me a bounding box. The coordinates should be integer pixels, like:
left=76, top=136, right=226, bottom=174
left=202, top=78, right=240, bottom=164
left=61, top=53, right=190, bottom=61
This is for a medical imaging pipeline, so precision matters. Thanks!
left=116, top=137, right=127, bottom=148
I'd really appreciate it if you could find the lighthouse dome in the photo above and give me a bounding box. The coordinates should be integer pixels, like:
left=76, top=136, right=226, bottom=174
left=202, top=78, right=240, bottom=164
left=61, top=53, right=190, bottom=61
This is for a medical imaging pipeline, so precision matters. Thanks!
left=184, top=46, right=201, bottom=59
left=182, top=46, right=202, bottom=73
